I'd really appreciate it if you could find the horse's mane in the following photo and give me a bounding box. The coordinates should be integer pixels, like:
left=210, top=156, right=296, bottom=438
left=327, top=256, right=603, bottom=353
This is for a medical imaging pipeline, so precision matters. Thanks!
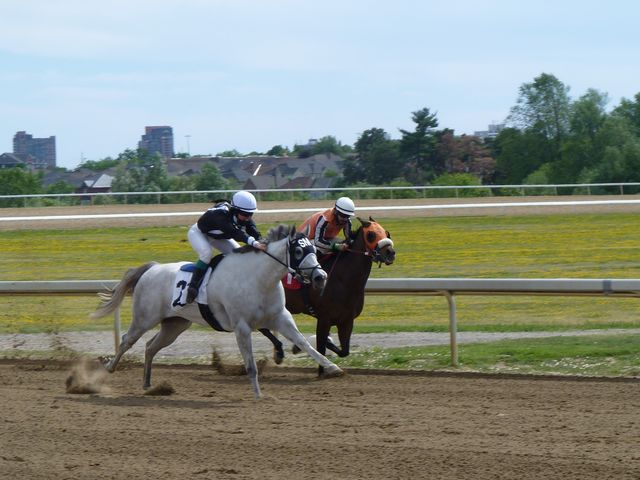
left=266, top=224, right=293, bottom=243
left=233, top=224, right=293, bottom=254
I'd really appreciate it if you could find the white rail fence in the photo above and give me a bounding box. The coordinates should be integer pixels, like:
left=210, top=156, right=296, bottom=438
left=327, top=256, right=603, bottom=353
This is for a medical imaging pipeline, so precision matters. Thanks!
left=2, top=182, right=640, bottom=206
left=1, top=278, right=638, bottom=366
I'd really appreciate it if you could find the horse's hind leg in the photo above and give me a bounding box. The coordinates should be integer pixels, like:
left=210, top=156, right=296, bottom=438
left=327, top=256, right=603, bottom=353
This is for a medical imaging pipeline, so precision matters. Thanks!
left=331, top=319, right=353, bottom=358
left=259, top=328, right=284, bottom=364
left=143, top=317, right=191, bottom=389
left=102, top=325, right=148, bottom=373
left=275, top=311, right=343, bottom=378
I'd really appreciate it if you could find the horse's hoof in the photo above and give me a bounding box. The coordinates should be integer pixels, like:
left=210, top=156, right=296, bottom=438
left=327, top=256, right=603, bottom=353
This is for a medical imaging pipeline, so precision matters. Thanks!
left=273, top=351, right=284, bottom=365
left=291, top=345, right=301, bottom=355
left=321, top=366, right=344, bottom=379
left=97, top=356, right=113, bottom=372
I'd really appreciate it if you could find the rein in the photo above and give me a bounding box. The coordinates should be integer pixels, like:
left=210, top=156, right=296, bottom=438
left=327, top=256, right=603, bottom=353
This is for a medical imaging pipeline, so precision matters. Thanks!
left=261, top=249, right=297, bottom=275
left=261, top=244, right=322, bottom=282
left=344, top=246, right=386, bottom=268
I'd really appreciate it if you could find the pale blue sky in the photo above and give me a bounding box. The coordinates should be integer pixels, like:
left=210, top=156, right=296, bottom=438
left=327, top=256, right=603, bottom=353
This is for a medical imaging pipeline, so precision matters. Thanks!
left=2, top=0, right=639, bottom=169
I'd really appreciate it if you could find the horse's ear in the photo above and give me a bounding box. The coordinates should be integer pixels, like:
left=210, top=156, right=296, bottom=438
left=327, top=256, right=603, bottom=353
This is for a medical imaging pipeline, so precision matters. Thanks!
left=369, top=216, right=376, bottom=222
left=358, top=216, right=371, bottom=227
left=289, top=224, right=296, bottom=238
left=386, top=230, right=391, bottom=238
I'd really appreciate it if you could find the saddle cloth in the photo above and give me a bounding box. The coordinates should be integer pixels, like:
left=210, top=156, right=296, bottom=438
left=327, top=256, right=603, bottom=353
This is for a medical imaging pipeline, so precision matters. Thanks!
left=171, top=264, right=213, bottom=311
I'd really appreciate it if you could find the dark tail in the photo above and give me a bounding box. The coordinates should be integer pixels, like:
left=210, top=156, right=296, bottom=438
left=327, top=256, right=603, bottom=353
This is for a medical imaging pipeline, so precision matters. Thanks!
left=90, top=262, right=157, bottom=319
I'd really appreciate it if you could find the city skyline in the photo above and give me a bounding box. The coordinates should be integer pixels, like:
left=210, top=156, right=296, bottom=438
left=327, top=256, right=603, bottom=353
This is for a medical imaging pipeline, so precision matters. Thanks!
left=2, top=1, right=639, bottom=169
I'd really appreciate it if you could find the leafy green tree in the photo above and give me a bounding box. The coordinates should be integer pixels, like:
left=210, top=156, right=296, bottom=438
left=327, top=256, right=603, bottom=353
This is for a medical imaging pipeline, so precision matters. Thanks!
left=193, top=163, right=228, bottom=191
left=494, top=128, right=550, bottom=183
left=399, top=107, right=439, bottom=183
left=0, top=168, right=43, bottom=206
left=266, top=145, right=289, bottom=156
left=354, top=128, right=402, bottom=184
left=293, top=136, right=352, bottom=158
left=112, top=149, right=172, bottom=201
left=430, top=172, right=491, bottom=197
left=553, top=89, right=609, bottom=182
left=504, top=73, right=572, bottom=183
left=45, top=180, right=75, bottom=194
left=217, top=149, right=243, bottom=157
left=579, top=115, right=640, bottom=186
left=340, top=155, right=366, bottom=184
left=79, top=158, right=120, bottom=171
left=508, top=73, right=571, bottom=145
left=311, top=136, right=350, bottom=156
left=612, top=92, right=640, bottom=136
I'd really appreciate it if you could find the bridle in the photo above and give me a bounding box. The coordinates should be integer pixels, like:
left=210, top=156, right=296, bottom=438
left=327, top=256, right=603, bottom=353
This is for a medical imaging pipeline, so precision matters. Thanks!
left=262, top=234, right=324, bottom=284
left=344, top=223, right=394, bottom=267
left=344, top=245, right=390, bottom=267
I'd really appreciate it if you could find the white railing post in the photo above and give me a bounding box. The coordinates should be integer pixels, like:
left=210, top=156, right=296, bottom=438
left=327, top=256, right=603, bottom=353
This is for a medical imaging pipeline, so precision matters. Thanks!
left=444, top=291, right=458, bottom=366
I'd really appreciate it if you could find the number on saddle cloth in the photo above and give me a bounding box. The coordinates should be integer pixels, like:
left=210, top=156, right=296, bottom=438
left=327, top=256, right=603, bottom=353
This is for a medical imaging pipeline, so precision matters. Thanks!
left=172, top=254, right=225, bottom=309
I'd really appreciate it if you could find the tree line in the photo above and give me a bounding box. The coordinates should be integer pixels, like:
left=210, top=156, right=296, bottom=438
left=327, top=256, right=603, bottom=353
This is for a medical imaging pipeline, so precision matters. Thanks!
left=2, top=72, right=640, bottom=202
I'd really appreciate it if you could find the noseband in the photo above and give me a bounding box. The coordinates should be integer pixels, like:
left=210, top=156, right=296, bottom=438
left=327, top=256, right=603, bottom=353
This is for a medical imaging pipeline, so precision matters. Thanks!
left=263, top=235, right=324, bottom=284
left=346, top=223, right=394, bottom=266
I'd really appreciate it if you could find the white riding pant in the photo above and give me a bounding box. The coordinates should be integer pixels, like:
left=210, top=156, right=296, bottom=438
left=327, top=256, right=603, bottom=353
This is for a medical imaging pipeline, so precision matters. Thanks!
left=188, top=223, right=240, bottom=263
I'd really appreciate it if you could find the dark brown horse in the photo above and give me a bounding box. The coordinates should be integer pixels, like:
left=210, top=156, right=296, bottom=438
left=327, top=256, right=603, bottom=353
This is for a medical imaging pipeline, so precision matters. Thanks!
left=265, top=217, right=395, bottom=373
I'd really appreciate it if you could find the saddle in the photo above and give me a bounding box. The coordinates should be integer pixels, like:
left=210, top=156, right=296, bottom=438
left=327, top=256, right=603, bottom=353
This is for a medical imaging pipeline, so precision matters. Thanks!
left=171, top=255, right=229, bottom=332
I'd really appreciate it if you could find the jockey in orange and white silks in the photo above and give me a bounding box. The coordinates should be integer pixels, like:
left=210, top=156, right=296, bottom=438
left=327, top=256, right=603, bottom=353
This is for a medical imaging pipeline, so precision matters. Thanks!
left=299, top=197, right=355, bottom=255
left=186, top=190, right=267, bottom=303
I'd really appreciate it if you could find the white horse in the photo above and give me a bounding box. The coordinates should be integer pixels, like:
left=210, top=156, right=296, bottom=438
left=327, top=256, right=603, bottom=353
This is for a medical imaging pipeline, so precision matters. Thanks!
left=91, top=225, right=343, bottom=398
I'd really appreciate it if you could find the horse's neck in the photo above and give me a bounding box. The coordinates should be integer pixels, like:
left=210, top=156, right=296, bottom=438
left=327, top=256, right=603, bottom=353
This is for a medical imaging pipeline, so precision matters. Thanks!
left=330, top=233, right=372, bottom=287
left=261, top=239, right=289, bottom=284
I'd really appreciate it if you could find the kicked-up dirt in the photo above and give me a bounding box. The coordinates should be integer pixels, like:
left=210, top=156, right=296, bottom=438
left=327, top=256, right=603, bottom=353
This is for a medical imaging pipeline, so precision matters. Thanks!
left=0, top=359, right=638, bottom=480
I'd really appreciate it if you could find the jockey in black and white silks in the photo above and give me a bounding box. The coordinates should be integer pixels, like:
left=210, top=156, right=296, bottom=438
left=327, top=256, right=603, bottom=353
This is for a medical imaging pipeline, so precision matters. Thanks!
left=186, top=190, right=267, bottom=303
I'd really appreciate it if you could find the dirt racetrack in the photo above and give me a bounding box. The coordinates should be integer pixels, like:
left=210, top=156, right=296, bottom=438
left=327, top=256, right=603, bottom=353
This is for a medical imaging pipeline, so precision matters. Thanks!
left=1, top=359, right=638, bottom=480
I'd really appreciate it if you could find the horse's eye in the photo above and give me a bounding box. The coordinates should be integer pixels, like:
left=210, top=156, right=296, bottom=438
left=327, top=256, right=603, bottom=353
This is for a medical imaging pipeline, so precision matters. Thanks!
left=294, top=247, right=304, bottom=260
left=366, top=231, right=377, bottom=243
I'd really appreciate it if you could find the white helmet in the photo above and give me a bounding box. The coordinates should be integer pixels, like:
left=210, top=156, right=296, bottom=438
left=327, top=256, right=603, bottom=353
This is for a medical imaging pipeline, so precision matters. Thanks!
left=334, top=197, right=355, bottom=216
left=231, top=191, right=258, bottom=214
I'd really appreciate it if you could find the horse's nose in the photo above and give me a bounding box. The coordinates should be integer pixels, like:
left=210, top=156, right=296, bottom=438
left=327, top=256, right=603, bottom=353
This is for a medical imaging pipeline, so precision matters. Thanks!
left=312, top=269, right=327, bottom=290
left=385, top=248, right=396, bottom=265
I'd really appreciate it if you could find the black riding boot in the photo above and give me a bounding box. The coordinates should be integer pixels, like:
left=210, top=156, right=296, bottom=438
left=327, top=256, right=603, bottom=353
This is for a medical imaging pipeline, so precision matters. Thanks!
left=186, top=266, right=207, bottom=303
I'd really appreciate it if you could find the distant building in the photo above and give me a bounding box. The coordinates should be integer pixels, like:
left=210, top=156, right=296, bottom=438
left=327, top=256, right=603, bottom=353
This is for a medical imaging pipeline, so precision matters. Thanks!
left=13, top=131, right=56, bottom=168
left=0, top=153, right=34, bottom=169
left=138, top=126, right=174, bottom=159
left=473, top=123, right=505, bottom=140
left=166, top=153, right=344, bottom=196
left=41, top=169, right=114, bottom=194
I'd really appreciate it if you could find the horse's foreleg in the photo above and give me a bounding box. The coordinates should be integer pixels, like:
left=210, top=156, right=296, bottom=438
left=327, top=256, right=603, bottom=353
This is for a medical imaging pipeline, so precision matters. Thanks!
left=143, top=317, right=191, bottom=389
left=276, top=313, right=343, bottom=378
left=314, top=320, right=333, bottom=376
left=258, top=328, right=284, bottom=364
left=234, top=322, right=261, bottom=399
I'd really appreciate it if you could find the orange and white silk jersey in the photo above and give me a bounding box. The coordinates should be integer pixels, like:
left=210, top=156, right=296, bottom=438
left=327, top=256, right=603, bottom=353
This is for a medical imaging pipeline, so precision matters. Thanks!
left=299, top=208, right=352, bottom=254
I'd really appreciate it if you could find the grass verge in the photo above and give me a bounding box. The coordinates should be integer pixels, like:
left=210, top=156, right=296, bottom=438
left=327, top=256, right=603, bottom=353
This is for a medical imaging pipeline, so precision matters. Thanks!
left=285, top=333, right=640, bottom=377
